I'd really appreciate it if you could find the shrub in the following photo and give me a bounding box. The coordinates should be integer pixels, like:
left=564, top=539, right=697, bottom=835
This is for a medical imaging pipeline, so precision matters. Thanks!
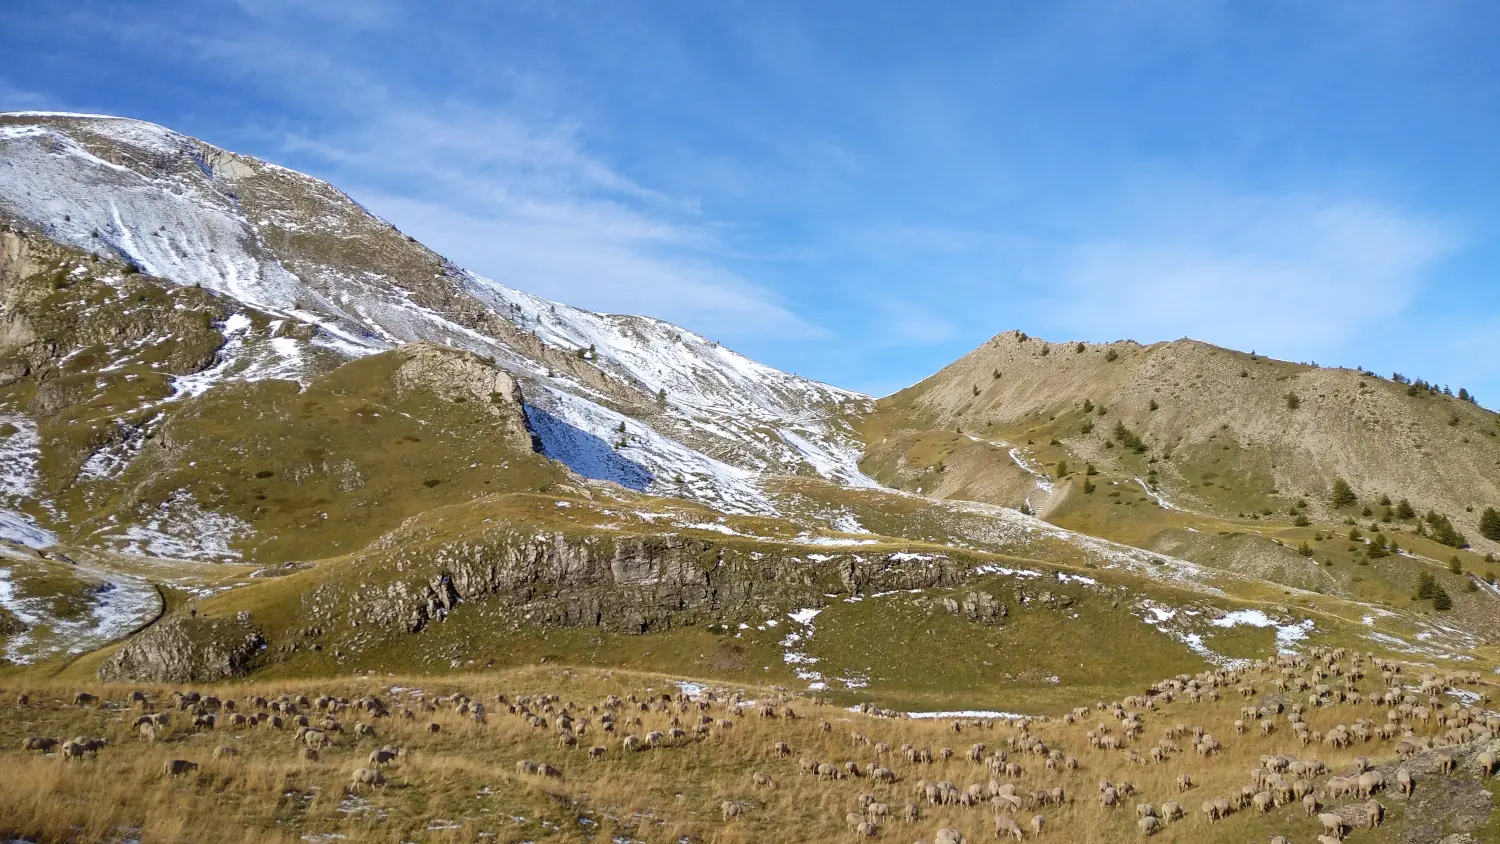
left=1105, top=349, right=1118, bottom=362
left=1293, top=514, right=1310, bottom=527
left=1414, top=571, right=1439, bottom=600
left=1425, top=511, right=1468, bottom=548
left=1148, top=399, right=1159, bottom=411
left=1085, top=462, right=1098, bottom=476
left=1080, top=420, right=1094, bottom=435
left=1396, top=498, right=1416, bottom=520
left=1083, top=479, right=1096, bottom=494
left=1075, top=342, right=1085, bottom=353
left=1082, top=399, right=1094, bottom=413
left=1449, top=556, right=1463, bottom=574
left=1285, top=392, right=1301, bottom=410
left=1112, top=422, right=1146, bottom=454
left=1056, top=460, right=1069, bottom=477
left=1330, top=479, right=1357, bottom=509
left=1432, top=587, right=1454, bottom=611
left=1480, top=507, right=1500, bottom=542
left=1298, top=541, right=1314, bottom=557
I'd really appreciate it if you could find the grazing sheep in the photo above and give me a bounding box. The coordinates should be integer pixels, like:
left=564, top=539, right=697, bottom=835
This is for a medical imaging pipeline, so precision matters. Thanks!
left=1252, top=791, right=1273, bottom=813
left=1396, top=768, right=1414, bottom=796
left=1175, top=774, right=1192, bottom=793
left=853, top=821, right=877, bottom=838
left=1357, top=770, right=1384, bottom=797
left=73, top=692, right=98, bottom=707
left=1136, top=816, right=1159, bottom=836
left=993, top=815, right=1023, bottom=840
left=22, top=737, right=59, bottom=753
left=774, top=741, right=792, bottom=757
left=588, top=745, right=606, bottom=760
left=59, top=741, right=88, bottom=762
left=137, top=723, right=158, bottom=743
left=1135, top=804, right=1155, bottom=819
left=902, top=804, right=920, bottom=822
left=212, top=746, right=238, bottom=760
left=1365, top=799, right=1385, bottom=828
left=867, top=802, right=889, bottom=820
left=752, top=771, right=777, bottom=789
left=1303, top=794, right=1320, bottom=816
left=349, top=767, right=385, bottom=790
left=1479, top=751, right=1498, bottom=778
left=1030, top=814, right=1044, bottom=837
left=1160, top=801, right=1182, bottom=821
left=302, top=730, right=330, bottom=749
left=368, top=748, right=398, bottom=767
left=1318, top=812, right=1346, bottom=837
left=934, top=829, right=965, bottom=844
left=163, top=760, right=199, bottom=778
left=722, top=801, right=741, bottom=820
left=426, top=722, right=441, bottom=734
left=16, top=693, right=29, bottom=706
left=354, top=723, right=376, bottom=739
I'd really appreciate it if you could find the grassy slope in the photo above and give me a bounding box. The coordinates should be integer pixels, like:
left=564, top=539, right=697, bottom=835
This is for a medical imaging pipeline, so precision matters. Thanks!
left=0, top=660, right=1494, bottom=843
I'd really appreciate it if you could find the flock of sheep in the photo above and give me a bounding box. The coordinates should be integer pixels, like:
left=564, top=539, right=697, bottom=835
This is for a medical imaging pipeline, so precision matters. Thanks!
left=5, top=644, right=1499, bottom=842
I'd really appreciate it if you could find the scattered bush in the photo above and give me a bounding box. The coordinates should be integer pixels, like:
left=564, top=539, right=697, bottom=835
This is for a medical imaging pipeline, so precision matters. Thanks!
left=1480, top=507, right=1500, bottom=542
left=1425, top=510, right=1468, bottom=548
left=1330, top=479, right=1357, bottom=509
left=1104, top=349, right=1118, bottom=362
left=1285, top=392, right=1301, bottom=410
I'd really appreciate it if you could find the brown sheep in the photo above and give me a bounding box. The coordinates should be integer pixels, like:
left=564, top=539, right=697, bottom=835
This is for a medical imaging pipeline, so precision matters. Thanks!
left=163, top=760, right=199, bottom=778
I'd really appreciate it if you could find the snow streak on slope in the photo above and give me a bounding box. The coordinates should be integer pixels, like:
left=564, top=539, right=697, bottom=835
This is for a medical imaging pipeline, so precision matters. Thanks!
left=525, top=387, right=774, bottom=514
left=464, top=273, right=876, bottom=488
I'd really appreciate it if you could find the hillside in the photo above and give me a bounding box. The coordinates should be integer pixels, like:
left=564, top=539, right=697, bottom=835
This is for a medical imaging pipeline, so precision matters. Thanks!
left=0, top=112, right=871, bottom=524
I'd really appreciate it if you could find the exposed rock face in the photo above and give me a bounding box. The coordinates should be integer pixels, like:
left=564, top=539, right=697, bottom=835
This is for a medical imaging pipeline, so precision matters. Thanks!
left=307, top=530, right=970, bottom=638
left=97, top=615, right=265, bottom=683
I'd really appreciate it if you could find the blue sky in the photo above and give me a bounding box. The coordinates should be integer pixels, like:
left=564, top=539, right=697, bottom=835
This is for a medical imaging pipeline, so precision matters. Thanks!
left=2, top=0, right=1497, bottom=401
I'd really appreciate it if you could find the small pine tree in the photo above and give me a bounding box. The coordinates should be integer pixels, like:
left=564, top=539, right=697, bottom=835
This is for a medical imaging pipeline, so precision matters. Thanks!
left=1330, top=479, right=1357, bottom=509
left=656, top=388, right=667, bottom=406
left=1082, top=399, right=1094, bottom=413
left=1368, top=533, right=1390, bottom=559
left=1414, top=571, right=1439, bottom=600
left=1298, top=541, right=1313, bottom=557
left=1293, top=514, right=1311, bottom=527
left=1105, top=349, right=1118, bottom=362
left=1056, top=460, right=1069, bottom=477
left=1480, top=507, right=1500, bottom=542
left=1348, top=526, right=1362, bottom=542
left=1075, top=342, right=1085, bottom=353
left=1449, top=556, right=1463, bottom=574
left=1396, top=498, right=1416, bottom=520
left=1432, top=587, right=1453, bottom=611
left=1080, top=420, right=1095, bottom=435
left=1285, top=392, right=1301, bottom=410
left=1083, top=479, right=1096, bottom=494
left=1425, top=510, right=1468, bottom=548
left=1085, top=462, right=1099, bottom=476
left=1148, top=399, right=1159, bottom=411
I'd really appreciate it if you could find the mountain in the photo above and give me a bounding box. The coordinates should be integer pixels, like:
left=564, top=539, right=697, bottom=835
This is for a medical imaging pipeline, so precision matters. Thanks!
left=1, top=111, right=1496, bottom=696
left=0, top=112, right=871, bottom=532
left=863, top=330, right=1500, bottom=545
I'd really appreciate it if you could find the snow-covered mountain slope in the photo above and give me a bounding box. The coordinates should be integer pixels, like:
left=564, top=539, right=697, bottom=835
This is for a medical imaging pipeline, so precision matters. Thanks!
left=0, top=112, right=873, bottom=514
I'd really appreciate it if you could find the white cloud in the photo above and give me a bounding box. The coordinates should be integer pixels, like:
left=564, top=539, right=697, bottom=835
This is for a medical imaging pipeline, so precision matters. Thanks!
left=1049, top=190, right=1459, bottom=358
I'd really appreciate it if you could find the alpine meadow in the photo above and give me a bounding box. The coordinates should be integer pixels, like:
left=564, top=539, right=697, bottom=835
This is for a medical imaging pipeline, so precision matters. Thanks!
left=1, top=9, right=1499, bottom=843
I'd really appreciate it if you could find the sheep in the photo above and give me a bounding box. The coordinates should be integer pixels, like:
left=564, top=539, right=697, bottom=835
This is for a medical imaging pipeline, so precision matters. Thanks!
left=354, top=723, right=376, bottom=739
left=588, top=745, right=606, bottom=760
left=59, top=741, right=88, bottom=762
left=993, top=815, right=1023, bottom=840
left=1396, top=768, right=1414, bottom=796
left=1136, top=816, right=1160, bottom=836
left=22, top=737, right=59, bottom=753
left=853, top=821, right=877, bottom=838
left=303, top=730, right=330, bottom=749
left=73, top=692, right=98, bottom=707
left=1030, top=814, right=1044, bottom=837
left=163, top=760, right=199, bottom=778
left=1364, top=799, right=1385, bottom=828
left=1252, top=791, right=1273, bottom=812
left=773, top=740, right=792, bottom=757
left=349, top=767, right=385, bottom=790
left=1318, top=812, right=1346, bottom=837
left=1303, top=794, right=1320, bottom=816
left=1135, top=803, right=1155, bottom=819
left=212, top=746, right=238, bottom=760
left=902, top=804, right=920, bottom=822
left=867, top=802, right=889, bottom=820
left=1479, top=751, right=1498, bottom=778
left=1175, top=773, right=1193, bottom=792
left=426, top=722, right=441, bottom=734
left=368, top=748, right=399, bottom=767
left=934, top=829, right=965, bottom=844
left=752, top=771, right=777, bottom=789
left=722, top=801, right=741, bottom=820
left=1358, top=770, right=1385, bottom=797
left=1159, top=801, right=1182, bottom=821
left=137, top=723, right=158, bottom=743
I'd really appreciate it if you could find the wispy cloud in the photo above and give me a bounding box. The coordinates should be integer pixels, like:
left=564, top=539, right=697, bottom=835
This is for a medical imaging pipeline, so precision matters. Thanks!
left=1045, top=188, right=1460, bottom=358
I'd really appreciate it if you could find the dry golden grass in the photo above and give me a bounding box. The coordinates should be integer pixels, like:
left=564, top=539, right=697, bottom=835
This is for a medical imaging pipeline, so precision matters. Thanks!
left=0, top=662, right=1493, bottom=843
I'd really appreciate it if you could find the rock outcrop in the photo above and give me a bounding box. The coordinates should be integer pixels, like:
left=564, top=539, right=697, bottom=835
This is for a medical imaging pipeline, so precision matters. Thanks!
left=305, top=530, right=972, bottom=639
left=97, top=614, right=265, bottom=682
